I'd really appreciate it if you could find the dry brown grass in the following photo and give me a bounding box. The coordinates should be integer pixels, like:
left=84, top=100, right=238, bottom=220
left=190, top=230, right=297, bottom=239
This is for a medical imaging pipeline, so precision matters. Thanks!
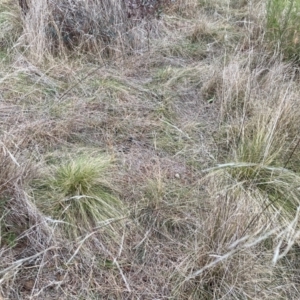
left=1, top=0, right=300, bottom=299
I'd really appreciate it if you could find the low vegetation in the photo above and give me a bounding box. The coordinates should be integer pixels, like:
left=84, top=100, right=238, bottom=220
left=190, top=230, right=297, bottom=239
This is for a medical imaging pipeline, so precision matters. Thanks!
left=1, top=0, right=300, bottom=298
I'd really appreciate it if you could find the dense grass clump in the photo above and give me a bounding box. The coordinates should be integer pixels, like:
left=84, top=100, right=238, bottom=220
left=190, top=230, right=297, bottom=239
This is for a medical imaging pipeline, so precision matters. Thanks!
left=33, top=155, right=123, bottom=238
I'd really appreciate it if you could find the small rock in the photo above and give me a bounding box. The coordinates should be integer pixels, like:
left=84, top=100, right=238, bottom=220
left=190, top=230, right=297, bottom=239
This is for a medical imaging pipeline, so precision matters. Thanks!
left=175, top=173, right=180, bottom=179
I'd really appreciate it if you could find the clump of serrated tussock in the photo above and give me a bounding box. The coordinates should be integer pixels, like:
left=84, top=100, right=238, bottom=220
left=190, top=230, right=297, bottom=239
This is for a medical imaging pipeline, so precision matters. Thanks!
left=32, top=153, right=124, bottom=240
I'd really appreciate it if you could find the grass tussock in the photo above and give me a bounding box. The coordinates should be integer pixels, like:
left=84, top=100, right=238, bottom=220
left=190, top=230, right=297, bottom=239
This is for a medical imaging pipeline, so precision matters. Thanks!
left=2, top=0, right=300, bottom=299
left=32, top=154, right=124, bottom=239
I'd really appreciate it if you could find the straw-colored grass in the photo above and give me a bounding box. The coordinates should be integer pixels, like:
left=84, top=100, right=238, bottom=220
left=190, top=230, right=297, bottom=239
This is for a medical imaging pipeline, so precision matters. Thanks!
left=1, top=0, right=300, bottom=298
